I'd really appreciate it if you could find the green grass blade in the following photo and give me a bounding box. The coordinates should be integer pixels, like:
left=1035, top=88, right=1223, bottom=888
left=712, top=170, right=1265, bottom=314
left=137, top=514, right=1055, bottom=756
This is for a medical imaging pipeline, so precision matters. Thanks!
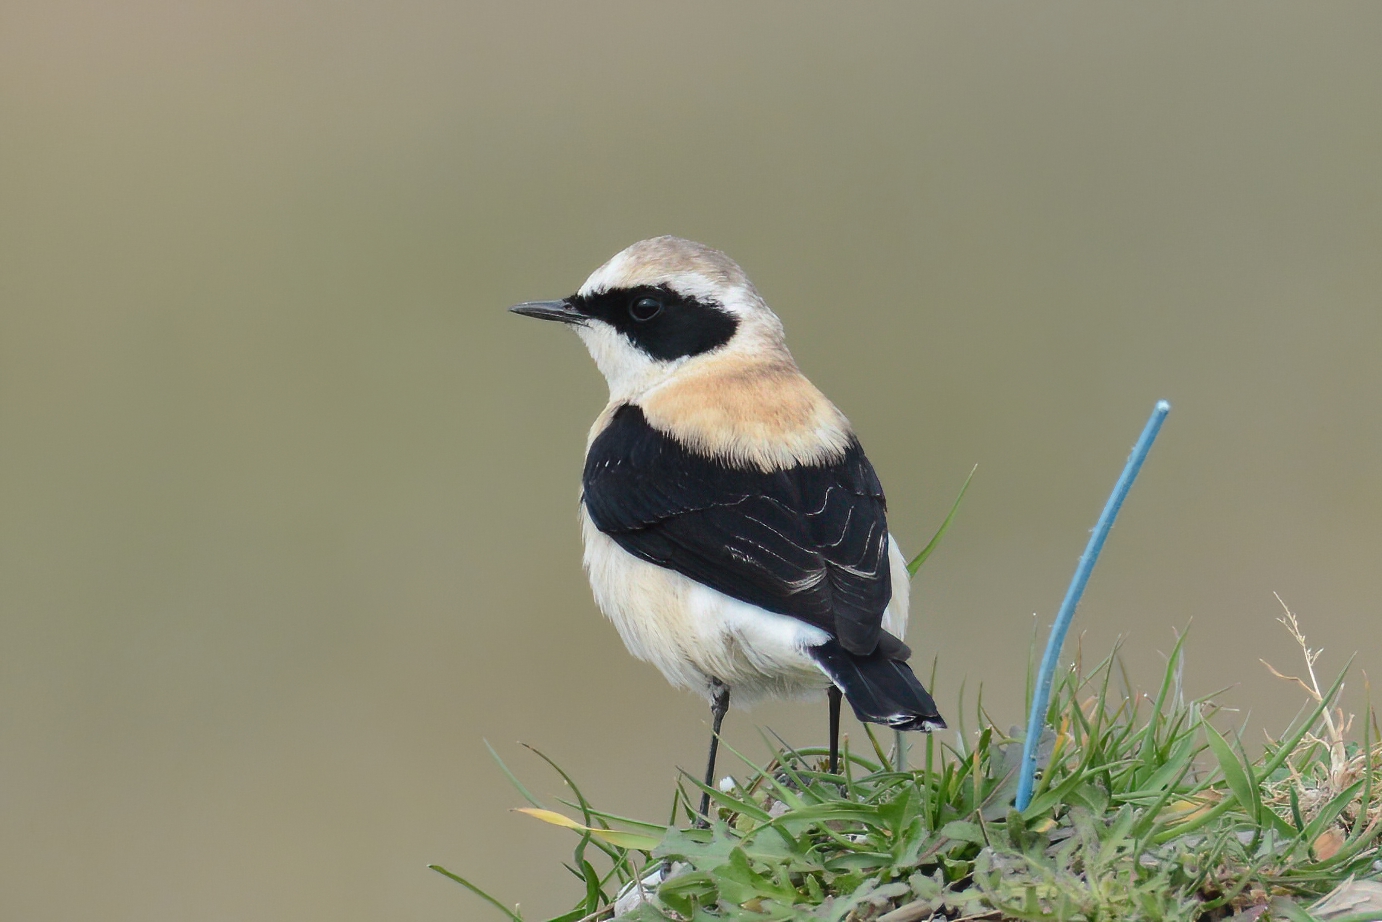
left=907, top=464, right=976, bottom=577
left=521, top=744, right=623, bottom=867
left=552, top=800, right=668, bottom=835
left=677, top=770, right=773, bottom=823
left=714, top=733, right=807, bottom=812
left=863, top=724, right=894, bottom=770
left=428, top=865, right=522, bottom=922
left=1289, top=785, right=1306, bottom=833
left=580, top=858, right=601, bottom=915
left=1133, top=631, right=1190, bottom=784
left=543, top=909, right=588, bottom=922
left=1203, top=720, right=1258, bottom=822
left=1302, top=780, right=1365, bottom=845
left=485, top=739, right=545, bottom=809
left=522, top=744, right=597, bottom=827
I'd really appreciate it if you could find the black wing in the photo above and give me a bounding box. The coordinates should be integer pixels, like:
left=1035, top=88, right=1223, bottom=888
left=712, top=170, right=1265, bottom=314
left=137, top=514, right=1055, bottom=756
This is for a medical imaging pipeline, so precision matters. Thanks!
left=582, top=404, right=893, bottom=656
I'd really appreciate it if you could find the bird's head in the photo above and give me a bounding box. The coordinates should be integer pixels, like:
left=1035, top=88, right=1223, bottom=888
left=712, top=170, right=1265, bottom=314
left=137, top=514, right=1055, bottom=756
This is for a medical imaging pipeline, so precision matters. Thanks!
left=510, top=236, right=791, bottom=401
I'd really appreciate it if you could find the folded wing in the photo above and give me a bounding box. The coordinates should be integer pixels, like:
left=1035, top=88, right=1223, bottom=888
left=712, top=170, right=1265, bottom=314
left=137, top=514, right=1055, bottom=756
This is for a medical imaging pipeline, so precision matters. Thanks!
left=582, top=404, right=893, bottom=656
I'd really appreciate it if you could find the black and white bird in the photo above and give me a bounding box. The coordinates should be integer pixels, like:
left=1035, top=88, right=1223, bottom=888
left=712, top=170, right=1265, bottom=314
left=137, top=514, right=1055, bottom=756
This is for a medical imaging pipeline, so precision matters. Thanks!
left=510, top=236, right=944, bottom=817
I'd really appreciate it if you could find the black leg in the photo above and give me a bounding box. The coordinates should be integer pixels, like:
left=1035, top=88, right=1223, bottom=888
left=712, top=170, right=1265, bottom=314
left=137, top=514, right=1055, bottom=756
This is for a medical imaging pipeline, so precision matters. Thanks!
left=828, top=686, right=842, bottom=774
left=697, top=678, right=731, bottom=826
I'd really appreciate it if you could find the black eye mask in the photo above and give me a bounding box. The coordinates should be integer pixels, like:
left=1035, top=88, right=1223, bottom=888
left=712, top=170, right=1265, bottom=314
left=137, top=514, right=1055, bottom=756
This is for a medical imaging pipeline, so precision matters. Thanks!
left=567, top=285, right=739, bottom=361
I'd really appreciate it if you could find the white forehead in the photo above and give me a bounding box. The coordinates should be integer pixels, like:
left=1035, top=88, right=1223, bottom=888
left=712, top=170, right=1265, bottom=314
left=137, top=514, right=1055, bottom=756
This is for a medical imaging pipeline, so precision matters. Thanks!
left=577, top=236, right=763, bottom=317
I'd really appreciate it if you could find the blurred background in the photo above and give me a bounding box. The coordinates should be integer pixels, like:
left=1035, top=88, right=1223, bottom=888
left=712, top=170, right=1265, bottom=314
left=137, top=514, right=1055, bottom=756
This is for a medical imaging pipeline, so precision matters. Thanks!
left=2, top=3, right=1380, bottom=919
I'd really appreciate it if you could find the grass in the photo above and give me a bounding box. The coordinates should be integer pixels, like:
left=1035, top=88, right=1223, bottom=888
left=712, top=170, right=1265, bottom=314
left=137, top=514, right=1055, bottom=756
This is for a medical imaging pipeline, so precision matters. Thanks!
left=433, top=608, right=1382, bottom=921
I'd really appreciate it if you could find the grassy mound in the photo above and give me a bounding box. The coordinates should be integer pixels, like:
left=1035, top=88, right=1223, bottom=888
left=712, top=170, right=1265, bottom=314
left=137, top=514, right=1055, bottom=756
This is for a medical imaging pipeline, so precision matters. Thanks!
left=437, top=616, right=1381, bottom=922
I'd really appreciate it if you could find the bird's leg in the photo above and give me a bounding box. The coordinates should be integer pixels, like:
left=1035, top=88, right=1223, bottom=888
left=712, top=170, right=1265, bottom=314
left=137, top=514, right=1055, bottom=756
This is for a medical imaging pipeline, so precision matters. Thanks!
left=697, top=678, right=731, bottom=826
left=828, top=686, right=842, bottom=774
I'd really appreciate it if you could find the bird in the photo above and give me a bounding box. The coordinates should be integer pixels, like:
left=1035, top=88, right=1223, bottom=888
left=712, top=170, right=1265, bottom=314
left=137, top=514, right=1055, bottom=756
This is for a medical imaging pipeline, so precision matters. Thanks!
left=509, top=236, right=944, bottom=821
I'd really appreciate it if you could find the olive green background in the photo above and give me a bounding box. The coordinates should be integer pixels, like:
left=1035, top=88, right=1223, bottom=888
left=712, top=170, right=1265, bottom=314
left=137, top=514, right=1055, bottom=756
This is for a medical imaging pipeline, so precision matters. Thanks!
left=2, top=3, right=1379, bottom=919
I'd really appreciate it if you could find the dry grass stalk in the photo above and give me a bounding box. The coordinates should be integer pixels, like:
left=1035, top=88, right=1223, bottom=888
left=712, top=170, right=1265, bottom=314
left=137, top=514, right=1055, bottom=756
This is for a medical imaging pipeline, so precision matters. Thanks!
left=1260, top=596, right=1382, bottom=836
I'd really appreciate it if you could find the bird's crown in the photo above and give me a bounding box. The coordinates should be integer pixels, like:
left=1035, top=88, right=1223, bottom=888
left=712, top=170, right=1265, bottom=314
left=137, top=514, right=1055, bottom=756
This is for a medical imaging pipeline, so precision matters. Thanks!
left=578, top=236, right=758, bottom=310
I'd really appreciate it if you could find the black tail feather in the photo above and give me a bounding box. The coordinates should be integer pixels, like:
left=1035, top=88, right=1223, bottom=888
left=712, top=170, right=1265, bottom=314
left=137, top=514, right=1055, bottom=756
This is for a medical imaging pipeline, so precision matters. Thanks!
left=810, top=639, right=946, bottom=732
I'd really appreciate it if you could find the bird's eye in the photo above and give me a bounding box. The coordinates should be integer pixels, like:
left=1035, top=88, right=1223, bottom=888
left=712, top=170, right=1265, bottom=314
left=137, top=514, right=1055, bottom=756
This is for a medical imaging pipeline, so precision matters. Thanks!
left=629, top=296, right=663, bottom=321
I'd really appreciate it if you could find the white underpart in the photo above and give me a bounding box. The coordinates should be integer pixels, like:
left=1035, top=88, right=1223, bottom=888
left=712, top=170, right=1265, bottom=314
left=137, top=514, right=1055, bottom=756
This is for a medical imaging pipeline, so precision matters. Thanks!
left=884, top=534, right=910, bottom=640
left=582, top=506, right=912, bottom=706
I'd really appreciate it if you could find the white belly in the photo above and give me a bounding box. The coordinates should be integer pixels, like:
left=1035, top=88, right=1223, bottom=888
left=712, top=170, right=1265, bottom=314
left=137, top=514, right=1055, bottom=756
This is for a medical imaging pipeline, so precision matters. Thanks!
left=579, top=505, right=911, bottom=706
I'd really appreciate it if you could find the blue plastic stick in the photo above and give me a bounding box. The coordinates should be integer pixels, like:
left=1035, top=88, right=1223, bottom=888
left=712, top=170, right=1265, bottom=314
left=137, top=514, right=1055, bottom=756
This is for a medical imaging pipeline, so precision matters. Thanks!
left=1014, top=400, right=1171, bottom=811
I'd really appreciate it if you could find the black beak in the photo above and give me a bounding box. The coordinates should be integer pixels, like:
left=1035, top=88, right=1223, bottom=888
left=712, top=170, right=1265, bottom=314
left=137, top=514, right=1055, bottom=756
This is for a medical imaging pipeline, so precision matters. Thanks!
left=508, top=300, right=585, bottom=325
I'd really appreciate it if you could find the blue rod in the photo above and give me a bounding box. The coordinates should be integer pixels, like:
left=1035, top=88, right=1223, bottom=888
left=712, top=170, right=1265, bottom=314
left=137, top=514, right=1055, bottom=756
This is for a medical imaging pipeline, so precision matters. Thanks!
left=1014, top=400, right=1171, bottom=811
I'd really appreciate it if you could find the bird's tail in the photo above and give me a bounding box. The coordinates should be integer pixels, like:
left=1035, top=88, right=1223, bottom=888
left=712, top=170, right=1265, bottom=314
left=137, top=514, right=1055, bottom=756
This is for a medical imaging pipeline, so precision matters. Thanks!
left=810, top=639, right=946, bottom=732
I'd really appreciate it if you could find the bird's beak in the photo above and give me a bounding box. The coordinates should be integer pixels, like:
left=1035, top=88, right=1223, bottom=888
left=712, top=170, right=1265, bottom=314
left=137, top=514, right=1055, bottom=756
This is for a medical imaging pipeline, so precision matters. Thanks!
left=508, top=300, right=585, bottom=325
